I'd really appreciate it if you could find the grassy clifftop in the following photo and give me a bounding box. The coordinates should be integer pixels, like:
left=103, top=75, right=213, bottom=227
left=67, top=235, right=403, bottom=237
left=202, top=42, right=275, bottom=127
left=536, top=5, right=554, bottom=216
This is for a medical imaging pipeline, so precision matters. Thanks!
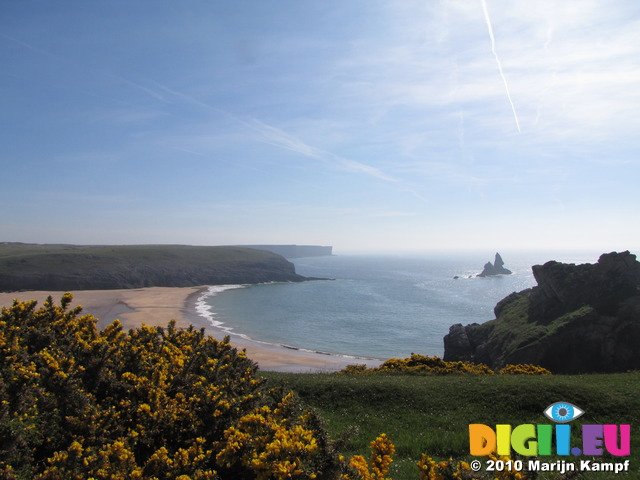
left=262, top=370, right=640, bottom=479
left=0, top=242, right=308, bottom=291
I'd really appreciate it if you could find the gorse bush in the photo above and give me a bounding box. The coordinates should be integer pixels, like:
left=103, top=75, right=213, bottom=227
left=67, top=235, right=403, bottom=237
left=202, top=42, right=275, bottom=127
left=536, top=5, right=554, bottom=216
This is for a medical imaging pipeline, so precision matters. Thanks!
left=416, top=452, right=526, bottom=480
left=341, top=434, right=395, bottom=480
left=343, top=435, right=528, bottom=480
left=0, top=295, right=336, bottom=479
left=338, top=354, right=551, bottom=376
left=216, top=392, right=327, bottom=480
left=497, top=364, right=551, bottom=376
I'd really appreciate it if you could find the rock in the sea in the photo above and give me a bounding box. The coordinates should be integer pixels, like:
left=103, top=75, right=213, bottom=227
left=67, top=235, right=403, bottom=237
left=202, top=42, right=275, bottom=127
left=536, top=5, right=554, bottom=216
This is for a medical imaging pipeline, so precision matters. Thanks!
left=444, top=251, right=640, bottom=373
left=478, top=252, right=512, bottom=277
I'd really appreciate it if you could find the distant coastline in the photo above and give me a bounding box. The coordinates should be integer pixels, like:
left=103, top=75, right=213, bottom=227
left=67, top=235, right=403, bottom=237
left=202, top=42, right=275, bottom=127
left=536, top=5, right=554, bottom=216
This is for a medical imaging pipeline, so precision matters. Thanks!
left=0, top=243, right=312, bottom=292
left=234, top=244, right=333, bottom=258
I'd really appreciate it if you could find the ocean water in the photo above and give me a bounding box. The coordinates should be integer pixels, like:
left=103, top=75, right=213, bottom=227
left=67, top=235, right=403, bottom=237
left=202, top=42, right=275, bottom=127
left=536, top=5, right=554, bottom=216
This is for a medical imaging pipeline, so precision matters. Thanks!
left=196, top=251, right=603, bottom=360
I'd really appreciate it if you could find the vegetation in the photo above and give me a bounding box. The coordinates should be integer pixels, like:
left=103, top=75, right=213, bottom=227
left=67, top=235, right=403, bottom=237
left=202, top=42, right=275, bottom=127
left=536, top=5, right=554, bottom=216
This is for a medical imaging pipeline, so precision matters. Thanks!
left=336, top=355, right=551, bottom=376
left=0, top=296, right=336, bottom=479
left=0, top=243, right=306, bottom=291
left=262, top=371, right=640, bottom=479
left=2, top=295, right=637, bottom=479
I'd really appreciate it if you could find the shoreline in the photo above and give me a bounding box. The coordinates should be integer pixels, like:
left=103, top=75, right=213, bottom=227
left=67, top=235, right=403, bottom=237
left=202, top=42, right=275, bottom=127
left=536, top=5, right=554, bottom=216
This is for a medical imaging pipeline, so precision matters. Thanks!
left=0, top=286, right=383, bottom=373
left=185, top=285, right=383, bottom=372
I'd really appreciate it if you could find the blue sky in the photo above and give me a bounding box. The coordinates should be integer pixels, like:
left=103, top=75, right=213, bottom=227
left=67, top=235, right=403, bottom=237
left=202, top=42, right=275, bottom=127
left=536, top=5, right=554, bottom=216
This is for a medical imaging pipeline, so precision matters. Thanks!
left=1, top=1, right=639, bottom=253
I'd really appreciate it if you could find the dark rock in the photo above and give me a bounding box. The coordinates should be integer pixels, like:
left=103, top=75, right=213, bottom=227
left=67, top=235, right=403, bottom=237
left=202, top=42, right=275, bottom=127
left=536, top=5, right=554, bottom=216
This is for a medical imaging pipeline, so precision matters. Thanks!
left=478, top=252, right=512, bottom=277
left=479, top=261, right=496, bottom=277
left=444, top=251, right=640, bottom=373
left=443, top=323, right=478, bottom=361
left=531, top=250, right=640, bottom=317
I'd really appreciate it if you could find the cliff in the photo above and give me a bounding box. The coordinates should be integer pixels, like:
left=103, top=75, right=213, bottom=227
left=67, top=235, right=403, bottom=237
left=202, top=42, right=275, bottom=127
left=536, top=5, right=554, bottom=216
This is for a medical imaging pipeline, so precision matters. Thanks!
left=236, top=245, right=333, bottom=258
left=0, top=243, right=311, bottom=292
left=444, top=251, right=640, bottom=373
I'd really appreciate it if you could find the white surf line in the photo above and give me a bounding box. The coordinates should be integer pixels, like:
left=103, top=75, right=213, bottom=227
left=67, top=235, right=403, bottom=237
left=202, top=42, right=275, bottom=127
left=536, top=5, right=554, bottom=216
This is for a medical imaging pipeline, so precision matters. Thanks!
left=480, top=0, right=521, bottom=133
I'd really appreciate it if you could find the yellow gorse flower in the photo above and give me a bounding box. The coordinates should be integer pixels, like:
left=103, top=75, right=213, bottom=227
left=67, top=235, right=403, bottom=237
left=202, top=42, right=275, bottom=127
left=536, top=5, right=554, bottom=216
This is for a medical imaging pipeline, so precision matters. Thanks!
left=0, top=296, right=328, bottom=480
left=339, top=354, right=551, bottom=376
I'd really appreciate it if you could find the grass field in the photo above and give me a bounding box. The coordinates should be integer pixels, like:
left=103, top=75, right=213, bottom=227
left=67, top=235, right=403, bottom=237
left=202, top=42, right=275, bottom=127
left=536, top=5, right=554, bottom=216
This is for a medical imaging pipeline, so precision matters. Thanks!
left=0, top=242, right=278, bottom=273
left=261, top=371, right=640, bottom=479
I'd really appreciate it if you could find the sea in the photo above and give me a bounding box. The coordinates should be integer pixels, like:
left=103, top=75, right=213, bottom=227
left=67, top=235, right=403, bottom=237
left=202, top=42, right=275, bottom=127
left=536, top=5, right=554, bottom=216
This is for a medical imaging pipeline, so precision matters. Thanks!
left=195, top=250, right=605, bottom=361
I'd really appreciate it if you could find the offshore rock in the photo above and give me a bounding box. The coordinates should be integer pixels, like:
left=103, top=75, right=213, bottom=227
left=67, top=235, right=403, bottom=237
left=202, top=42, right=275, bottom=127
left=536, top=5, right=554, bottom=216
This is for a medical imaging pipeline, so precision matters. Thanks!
left=444, top=251, right=640, bottom=373
left=478, top=252, right=512, bottom=277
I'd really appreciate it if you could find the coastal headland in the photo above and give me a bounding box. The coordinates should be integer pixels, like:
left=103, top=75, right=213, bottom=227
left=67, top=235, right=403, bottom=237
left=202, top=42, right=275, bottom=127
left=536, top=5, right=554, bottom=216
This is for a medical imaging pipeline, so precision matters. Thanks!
left=0, top=243, right=312, bottom=291
left=0, top=242, right=377, bottom=372
left=444, top=250, right=640, bottom=373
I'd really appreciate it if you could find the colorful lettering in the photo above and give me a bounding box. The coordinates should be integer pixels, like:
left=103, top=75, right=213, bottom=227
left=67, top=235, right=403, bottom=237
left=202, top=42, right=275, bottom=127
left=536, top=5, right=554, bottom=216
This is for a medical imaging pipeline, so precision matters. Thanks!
left=468, top=423, right=630, bottom=457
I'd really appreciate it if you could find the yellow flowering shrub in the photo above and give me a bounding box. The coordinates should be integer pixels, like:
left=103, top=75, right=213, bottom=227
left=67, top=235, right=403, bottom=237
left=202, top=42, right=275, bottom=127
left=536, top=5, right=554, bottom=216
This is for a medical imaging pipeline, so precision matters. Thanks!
left=484, top=453, right=527, bottom=480
left=497, top=364, right=551, bottom=375
left=341, top=434, right=395, bottom=480
left=416, top=454, right=471, bottom=480
left=216, top=392, right=321, bottom=480
left=0, top=295, right=335, bottom=480
left=339, top=354, right=494, bottom=376
left=339, top=355, right=551, bottom=376
left=417, top=453, right=527, bottom=480
left=339, top=435, right=528, bottom=480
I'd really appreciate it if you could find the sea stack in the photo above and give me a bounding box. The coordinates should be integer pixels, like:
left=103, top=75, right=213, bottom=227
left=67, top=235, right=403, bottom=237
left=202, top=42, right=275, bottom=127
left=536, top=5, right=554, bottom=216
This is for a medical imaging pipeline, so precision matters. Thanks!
left=478, top=252, right=512, bottom=277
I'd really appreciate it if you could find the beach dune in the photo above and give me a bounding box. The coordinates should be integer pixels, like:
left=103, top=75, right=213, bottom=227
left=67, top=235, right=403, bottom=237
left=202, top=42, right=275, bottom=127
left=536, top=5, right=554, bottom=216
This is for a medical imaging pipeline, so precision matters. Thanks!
left=0, top=287, right=381, bottom=373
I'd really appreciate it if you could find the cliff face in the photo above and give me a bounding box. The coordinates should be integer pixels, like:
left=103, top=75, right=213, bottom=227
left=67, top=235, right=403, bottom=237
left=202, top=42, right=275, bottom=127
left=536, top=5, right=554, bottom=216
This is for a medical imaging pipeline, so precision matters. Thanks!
left=0, top=243, right=310, bottom=292
left=444, top=251, right=640, bottom=373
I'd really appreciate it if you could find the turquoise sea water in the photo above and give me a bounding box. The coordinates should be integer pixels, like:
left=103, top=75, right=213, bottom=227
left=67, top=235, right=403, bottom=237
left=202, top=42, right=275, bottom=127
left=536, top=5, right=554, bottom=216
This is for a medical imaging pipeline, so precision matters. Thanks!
left=196, top=251, right=603, bottom=360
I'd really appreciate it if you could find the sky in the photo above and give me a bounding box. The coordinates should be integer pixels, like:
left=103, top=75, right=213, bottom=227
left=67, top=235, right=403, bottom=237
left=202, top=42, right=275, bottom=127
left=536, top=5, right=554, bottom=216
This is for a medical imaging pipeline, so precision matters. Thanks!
left=1, top=1, right=639, bottom=254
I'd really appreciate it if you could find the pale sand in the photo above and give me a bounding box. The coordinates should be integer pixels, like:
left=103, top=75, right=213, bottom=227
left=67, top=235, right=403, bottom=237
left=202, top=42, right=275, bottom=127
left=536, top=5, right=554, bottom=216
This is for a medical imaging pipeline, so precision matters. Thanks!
left=0, top=287, right=382, bottom=373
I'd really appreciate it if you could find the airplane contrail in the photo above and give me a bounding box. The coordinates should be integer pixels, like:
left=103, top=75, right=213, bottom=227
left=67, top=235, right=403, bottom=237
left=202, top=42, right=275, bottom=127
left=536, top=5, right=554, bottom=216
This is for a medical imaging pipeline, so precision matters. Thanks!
left=480, top=0, right=521, bottom=133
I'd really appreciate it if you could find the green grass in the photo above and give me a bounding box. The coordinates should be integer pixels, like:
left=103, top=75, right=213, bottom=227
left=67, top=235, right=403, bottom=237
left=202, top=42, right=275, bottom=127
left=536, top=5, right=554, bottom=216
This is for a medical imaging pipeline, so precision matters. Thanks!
left=0, top=242, right=277, bottom=274
left=0, top=242, right=301, bottom=291
left=261, top=371, right=640, bottom=479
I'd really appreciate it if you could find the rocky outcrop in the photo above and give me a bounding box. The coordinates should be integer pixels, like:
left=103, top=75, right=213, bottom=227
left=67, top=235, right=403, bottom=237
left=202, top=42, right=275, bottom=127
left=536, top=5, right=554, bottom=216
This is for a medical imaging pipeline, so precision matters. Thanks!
left=478, top=253, right=512, bottom=277
left=0, top=243, right=314, bottom=292
left=444, top=251, right=640, bottom=373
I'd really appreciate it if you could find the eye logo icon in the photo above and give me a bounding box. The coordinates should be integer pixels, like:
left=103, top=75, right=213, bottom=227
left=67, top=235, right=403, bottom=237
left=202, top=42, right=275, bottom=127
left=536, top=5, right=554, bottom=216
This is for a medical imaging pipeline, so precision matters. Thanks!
left=544, top=402, right=584, bottom=423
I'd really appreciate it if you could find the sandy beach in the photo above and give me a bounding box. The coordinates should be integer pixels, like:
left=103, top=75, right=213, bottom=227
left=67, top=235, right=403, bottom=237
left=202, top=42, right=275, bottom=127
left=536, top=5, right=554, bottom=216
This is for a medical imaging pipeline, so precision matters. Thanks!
left=0, top=287, right=382, bottom=373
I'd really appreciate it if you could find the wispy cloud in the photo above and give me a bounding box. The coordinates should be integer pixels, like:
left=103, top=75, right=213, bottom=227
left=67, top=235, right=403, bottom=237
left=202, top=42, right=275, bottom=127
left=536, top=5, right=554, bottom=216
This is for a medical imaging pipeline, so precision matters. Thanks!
left=0, top=31, right=56, bottom=58
left=226, top=113, right=402, bottom=184
left=118, top=78, right=175, bottom=105
left=243, top=118, right=323, bottom=159
left=480, top=0, right=521, bottom=133
left=134, top=80, right=404, bottom=184
left=331, top=1, right=640, bottom=147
